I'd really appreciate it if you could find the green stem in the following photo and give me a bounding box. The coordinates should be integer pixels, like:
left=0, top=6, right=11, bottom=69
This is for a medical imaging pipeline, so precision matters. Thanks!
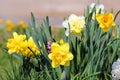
left=114, top=10, right=120, bottom=21
left=82, top=72, right=101, bottom=80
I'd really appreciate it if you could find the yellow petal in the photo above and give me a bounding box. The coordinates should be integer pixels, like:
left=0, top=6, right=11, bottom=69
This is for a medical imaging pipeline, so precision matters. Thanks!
left=52, top=61, right=59, bottom=68
left=67, top=53, right=74, bottom=60
left=13, top=32, right=18, bottom=38
left=102, top=28, right=109, bottom=32
left=61, top=43, right=69, bottom=52
left=64, top=61, right=70, bottom=66
left=96, top=14, right=104, bottom=23
left=60, top=39, right=64, bottom=44
left=112, top=22, right=116, bottom=26
left=60, top=60, right=66, bottom=65
left=48, top=53, right=53, bottom=60
left=51, top=43, right=60, bottom=52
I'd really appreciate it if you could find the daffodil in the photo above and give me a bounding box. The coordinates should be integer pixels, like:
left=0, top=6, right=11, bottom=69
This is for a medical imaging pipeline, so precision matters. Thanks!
left=23, top=37, right=40, bottom=57
left=18, top=20, right=28, bottom=28
left=62, top=14, right=85, bottom=36
left=7, top=32, right=26, bottom=54
left=0, top=18, right=3, bottom=24
left=90, top=3, right=104, bottom=19
left=7, top=32, right=40, bottom=57
left=96, top=13, right=116, bottom=32
left=90, top=3, right=104, bottom=12
left=6, top=20, right=13, bottom=25
left=6, top=19, right=15, bottom=31
left=7, top=25, right=15, bottom=32
left=48, top=39, right=73, bottom=68
left=6, top=19, right=15, bottom=27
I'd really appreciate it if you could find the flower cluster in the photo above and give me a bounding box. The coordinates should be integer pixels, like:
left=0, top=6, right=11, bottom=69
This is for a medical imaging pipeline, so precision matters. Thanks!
left=4, top=2, right=120, bottom=79
left=5, top=19, right=28, bottom=32
left=62, top=5, right=116, bottom=36
left=7, top=32, right=40, bottom=57
left=90, top=3, right=116, bottom=32
left=48, top=40, right=73, bottom=68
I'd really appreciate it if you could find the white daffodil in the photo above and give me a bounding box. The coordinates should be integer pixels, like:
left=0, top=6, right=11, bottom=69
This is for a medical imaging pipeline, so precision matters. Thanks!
left=90, top=3, right=104, bottom=11
left=62, top=14, right=85, bottom=36
left=111, top=58, right=120, bottom=80
left=90, top=3, right=104, bottom=19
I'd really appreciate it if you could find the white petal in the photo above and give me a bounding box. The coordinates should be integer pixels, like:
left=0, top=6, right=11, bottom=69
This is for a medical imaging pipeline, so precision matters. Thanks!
left=68, top=14, right=78, bottom=20
left=65, top=29, right=69, bottom=36
left=79, top=16, right=85, bottom=27
left=90, top=3, right=95, bottom=8
left=79, top=16, right=85, bottom=21
left=62, top=20, right=69, bottom=28
left=117, top=58, right=120, bottom=62
left=97, top=4, right=104, bottom=10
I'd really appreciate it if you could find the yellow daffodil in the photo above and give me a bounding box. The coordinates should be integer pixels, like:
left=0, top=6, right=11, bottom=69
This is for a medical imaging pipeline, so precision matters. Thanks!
left=7, top=32, right=40, bottom=57
left=24, top=37, right=40, bottom=57
left=96, top=13, right=116, bottom=32
left=7, top=32, right=26, bottom=54
left=6, top=20, right=14, bottom=25
left=48, top=40, right=73, bottom=68
left=18, top=20, right=28, bottom=28
left=6, top=19, right=15, bottom=31
left=62, top=14, right=85, bottom=36
left=0, top=18, right=3, bottom=24
left=7, top=25, right=14, bottom=32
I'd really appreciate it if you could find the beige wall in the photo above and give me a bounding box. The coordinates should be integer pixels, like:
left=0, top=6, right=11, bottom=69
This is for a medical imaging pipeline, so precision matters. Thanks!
left=0, top=0, right=120, bottom=18
left=0, top=0, right=120, bottom=26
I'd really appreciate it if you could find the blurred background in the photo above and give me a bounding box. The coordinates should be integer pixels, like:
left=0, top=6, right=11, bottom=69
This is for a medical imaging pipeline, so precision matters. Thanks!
left=0, top=0, right=120, bottom=27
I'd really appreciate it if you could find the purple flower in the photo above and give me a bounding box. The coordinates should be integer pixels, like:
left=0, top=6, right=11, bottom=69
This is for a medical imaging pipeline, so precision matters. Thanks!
left=46, top=42, right=51, bottom=53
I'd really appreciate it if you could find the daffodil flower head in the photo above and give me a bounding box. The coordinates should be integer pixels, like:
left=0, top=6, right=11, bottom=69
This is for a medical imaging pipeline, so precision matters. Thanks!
left=6, top=20, right=13, bottom=25
left=62, top=14, right=85, bottom=36
left=7, top=25, right=15, bottom=32
left=48, top=39, right=73, bottom=68
left=90, top=3, right=104, bottom=19
left=0, top=18, right=3, bottom=24
left=96, top=13, right=116, bottom=32
left=18, top=20, right=28, bottom=28
left=7, top=32, right=40, bottom=58
left=6, top=19, right=15, bottom=31
left=24, top=37, right=40, bottom=57
left=7, top=32, right=27, bottom=54
left=90, top=3, right=104, bottom=11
